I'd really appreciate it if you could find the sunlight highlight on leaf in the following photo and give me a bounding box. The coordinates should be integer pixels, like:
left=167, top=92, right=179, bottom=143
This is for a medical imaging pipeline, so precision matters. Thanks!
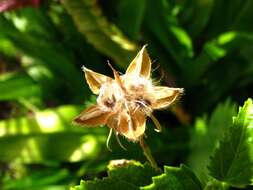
left=217, top=31, right=236, bottom=44
left=188, top=99, right=237, bottom=184
left=70, top=136, right=98, bottom=162
left=0, top=105, right=107, bottom=163
left=36, top=112, right=63, bottom=132
left=209, top=98, right=253, bottom=187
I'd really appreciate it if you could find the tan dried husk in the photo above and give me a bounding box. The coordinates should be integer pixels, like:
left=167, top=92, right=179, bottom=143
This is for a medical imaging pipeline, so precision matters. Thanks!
left=74, top=45, right=183, bottom=142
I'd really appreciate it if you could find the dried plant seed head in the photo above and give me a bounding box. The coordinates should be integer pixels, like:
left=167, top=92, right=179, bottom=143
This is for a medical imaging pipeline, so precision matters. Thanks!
left=126, top=44, right=152, bottom=79
left=74, top=45, right=184, bottom=144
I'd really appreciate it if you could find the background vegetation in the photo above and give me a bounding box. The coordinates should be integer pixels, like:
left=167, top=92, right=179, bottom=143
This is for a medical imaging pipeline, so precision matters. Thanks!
left=0, top=0, right=253, bottom=189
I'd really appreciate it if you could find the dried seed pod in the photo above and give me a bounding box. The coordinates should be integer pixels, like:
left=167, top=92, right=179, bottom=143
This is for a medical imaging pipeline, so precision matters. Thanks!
left=74, top=45, right=184, bottom=143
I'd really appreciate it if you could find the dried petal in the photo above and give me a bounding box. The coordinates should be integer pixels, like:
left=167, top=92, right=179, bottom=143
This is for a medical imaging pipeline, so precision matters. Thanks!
left=108, top=109, right=146, bottom=141
left=151, top=87, right=184, bottom=109
left=82, top=66, right=112, bottom=94
left=149, top=113, right=162, bottom=132
left=107, top=62, right=125, bottom=91
left=73, top=105, right=111, bottom=126
left=125, top=45, right=152, bottom=79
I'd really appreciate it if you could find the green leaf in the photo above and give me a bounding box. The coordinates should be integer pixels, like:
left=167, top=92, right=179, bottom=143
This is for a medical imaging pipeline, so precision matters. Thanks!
left=0, top=105, right=107, bottom=163
left=188, top=99, right=237, bottom=183
left=202, top=1, right=253, bottom=38
left=144, top=0, right=193, bottom=66
left=5, top=8, right=57, bottom=40
left=71, top=160, right=159, bottom=190
left=186, top=54, right=250, bottom=114
left=231, top=1, right=253, bottom=31
left=61, top=0, right=137, bottom=68
left=180, top=0, right=214, bottom=38
left=116, top=0, right=145, bottom=40
left=0, top=36, right=17, bottom=56
left=4, top=168, right=70, bottom=190
left=0, top=72, right=41, bottom=101
left=1, top=10, right=88, bottom=101
left=141, top=164, right=202, bottom=190
left=185, top=31, right=253, bottom=85
left=209, top=98, right=253, bottom=186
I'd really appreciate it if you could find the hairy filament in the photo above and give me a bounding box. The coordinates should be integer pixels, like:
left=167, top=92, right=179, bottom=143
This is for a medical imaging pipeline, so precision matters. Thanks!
left=106, top=128, right=113, bottom=152
left=149, top=114, right=162, bottom=132
left=114, top=131, right=127, bottom=150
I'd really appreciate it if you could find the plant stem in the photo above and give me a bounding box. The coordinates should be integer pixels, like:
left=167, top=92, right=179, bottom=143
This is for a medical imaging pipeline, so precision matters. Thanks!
left=139, top=137, right=161, bottom=172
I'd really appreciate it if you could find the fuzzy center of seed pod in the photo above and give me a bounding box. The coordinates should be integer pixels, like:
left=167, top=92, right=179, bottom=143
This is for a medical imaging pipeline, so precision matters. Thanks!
left=97, top=81, right=124, bottom=112
left=123, top=75, right=153, bottom=94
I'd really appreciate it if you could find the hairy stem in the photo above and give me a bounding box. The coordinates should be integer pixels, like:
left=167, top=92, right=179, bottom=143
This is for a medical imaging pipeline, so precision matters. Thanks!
left=139, top=137, right=161, bottom=172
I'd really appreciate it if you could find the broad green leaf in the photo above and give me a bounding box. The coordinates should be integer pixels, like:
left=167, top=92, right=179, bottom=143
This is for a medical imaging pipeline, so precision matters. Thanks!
left=0, top=72, right=41, bottom=100
left=3, top=169, right=70, bottom=190
left=141, top=164, right=202, bottom=190
left=209, top=98, right=253, bottom=186
left=71, top=160, right=159, bottom=190
left=188, top=99, right=237, bottom=183
left=61, top=0, right=137, bottom=68
left=0, top=105, right=107, bottom=163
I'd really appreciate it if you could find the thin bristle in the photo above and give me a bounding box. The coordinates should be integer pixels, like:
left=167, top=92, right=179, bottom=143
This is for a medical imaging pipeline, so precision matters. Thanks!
left=150, top=114, right=162, bottom=132
left=81, top=65, right=87, bottom=72
left=114, top=131, right=127, bottom=150
left=179, top=88, right=185, bottom=95
left=106, top=128, right=113, bottom=152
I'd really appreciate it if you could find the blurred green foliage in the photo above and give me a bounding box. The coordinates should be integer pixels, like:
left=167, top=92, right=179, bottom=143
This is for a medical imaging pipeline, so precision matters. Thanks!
left=0, top=0, right=253, bottom=189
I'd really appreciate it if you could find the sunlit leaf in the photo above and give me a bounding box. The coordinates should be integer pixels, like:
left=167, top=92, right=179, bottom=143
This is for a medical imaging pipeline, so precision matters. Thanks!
left=141, top=164, right=202, bottom=190
left=71, top=160, right=159, bottom=190
left=1, top=9, right=88, bottom=102
left=209, top=98, right=253, bottom=186
left=0, top=72, right=41, bottom=100
left=186, top=31, right=253, bottom=84
left=3, top=169, right=70, bottom=190
left=145, top=0, right=193, bottom=66
left=0, top=105, right=107, bottom=163
left=188, top=99, right=237, bottom=183
left=61, top=0, right=137, bottom=68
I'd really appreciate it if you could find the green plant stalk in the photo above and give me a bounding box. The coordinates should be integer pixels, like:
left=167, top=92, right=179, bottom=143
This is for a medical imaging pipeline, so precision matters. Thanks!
left=61, top=0, right=137, bottom=68
left=139, top=137, right=161, bottom=172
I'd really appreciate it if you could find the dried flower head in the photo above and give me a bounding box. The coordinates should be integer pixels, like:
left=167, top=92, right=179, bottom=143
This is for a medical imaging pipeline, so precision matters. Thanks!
left=74, top=45, right=183, bottom=144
